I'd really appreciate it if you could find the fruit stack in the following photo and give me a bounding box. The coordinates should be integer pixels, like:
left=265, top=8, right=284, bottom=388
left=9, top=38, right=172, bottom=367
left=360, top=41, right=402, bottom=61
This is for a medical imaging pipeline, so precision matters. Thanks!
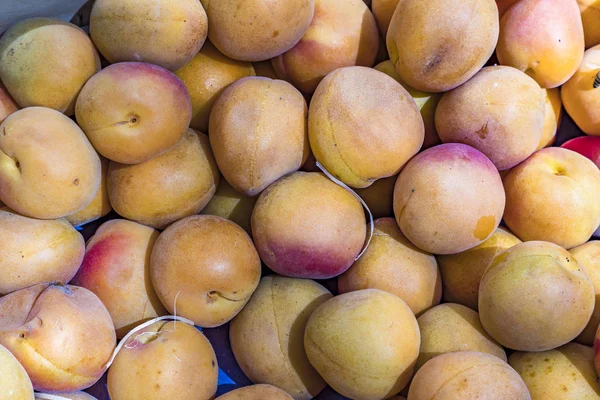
left=0, top=0, right=599, bottom=399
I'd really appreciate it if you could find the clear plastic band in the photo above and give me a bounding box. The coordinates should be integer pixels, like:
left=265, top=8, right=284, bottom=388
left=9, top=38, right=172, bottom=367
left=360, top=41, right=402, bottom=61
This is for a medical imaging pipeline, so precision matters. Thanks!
left=34, top=394, right=72, bottom=400
left=104, top=315, right=195, bottom=369
left=315, top=161, right=374, bottom=261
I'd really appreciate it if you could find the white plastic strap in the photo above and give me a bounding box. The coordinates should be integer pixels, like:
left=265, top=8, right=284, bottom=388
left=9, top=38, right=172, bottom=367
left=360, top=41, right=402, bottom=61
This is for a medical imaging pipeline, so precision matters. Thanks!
left=34, top=394, right=71, bottom=400
left=315, top=161, right=374, bottom=261
left=104, top=315, right=195, bottom=369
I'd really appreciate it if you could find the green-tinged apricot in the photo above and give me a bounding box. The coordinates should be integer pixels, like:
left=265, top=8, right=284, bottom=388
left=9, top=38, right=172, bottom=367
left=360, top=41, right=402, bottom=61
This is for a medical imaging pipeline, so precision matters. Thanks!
left=230, top=276, right=332, bottom=399
left=305, top=289, right=420, bottom=399
left=479, top=241, right=595, bottom=351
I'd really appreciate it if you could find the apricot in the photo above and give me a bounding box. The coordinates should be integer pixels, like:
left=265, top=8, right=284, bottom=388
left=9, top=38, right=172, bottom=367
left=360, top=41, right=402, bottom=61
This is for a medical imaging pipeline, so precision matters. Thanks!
left=107, top=321, right=218, bottom=400
left=562, top=44, right=600, bottom=136
left=253, top=61, right=281, bottom=79
left=570, top=241, right=600, bottom=345
left=355, top=175, right=396, bottom=219
left=271, top=0, right=379, bottom=94
left=305, top=289, right=420, bottom=399
left=374, top=60, right=441, bottom=149
left=76, top=62, right=192, bottom=164
left=151, top=215, right=261, bottom=327
left=216, top=385, right=294, bottom=400
left=0, top=107, right=101, bottom=219
left=393, top=143, right=505, bottom=254
left=387, top=0, right=499, bottom=92
left=230, top=276, right=332, bottom=399
left=372, top=0, right=400, bottom=37
left=479, top=241, right=595, bottom=351
left=537, top=88, right=562, bottom=149
left=510, top=342, right=600, bottom=399
left=416, top=303, right=506, bottom=371
left=209, top=77, right=308, bottom=196
left=174, top=42, right=254, bottom=133
left=309, top=67, right=424, bottom=188
left=437, top=227, right=521, bottom=310
left=90, top=0, right=207, bottom=71
left=561, top=136, right=600, bottom=168
left=200, top=178, right=257, bottom=232
left=251, top=172, right=366, bottom=279
left=0, top=283, right=116, bottom=392
left=578, top=0, right=600, bottom=48
left=0, top=343, right=34, bottom=400
left=497, top=0, right=585, bottom=88
left=503, top=147, right=600, bottom=248
left=338, top=218, right=441, bottom=316
left=0, top=210, right=84, bottom=295
left=65, top=156, right=112, bottom=227
left=71, top=219, right=166, bottom=338
left=201, top=0, right=314, bottom=62
left=435, top=66, right=545, bottom=170
left=108, top=129, right=219, bottom=229
left=408, top=352, right=530, bottom=400
left=0, top=18, right=99, bottom=115
left=496, top=0, right=520, bottom=16
left=0, top=82, right=18, bottom=123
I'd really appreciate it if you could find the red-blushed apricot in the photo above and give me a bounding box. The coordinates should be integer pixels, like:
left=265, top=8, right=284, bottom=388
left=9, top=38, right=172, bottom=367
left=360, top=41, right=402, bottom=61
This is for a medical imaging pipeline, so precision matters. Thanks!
left=0, top=107, right=101, bottom=219
left=0, top=210, right=84, bottom=295
left=374, top=60, right=442, bottom=149
left=562, top=44, right=600, bottom=136
left=511, top=342, right=600, bottom=399
left=251, top=172, right=366, bottom=279
left=503, top=147, right=600, bottom=248
left=305, top=289, right=420, bottom=399
left=209, top=77, right=309, bottom=196
left=387, top=0, right=499, bottom=92
left=0, top=283, right=116, bottom=392
left=151, top=215, right=261, bottom=327
left=272, top=0, right=379, bottom=94
left=90, top=0, right=207, bottom=71
left=479, top=241, right=595, bottom=351
left=408, top=352, right=530, bottom=400
left=570, top=241, right=600, bottom=345
left=0, top=82, right=18, bottom=124
left=200, top=178, right=257, bottom=233
left=107, top=321, right=218, bottom=400
left=71, top=219, right=166, bottom=338
left=108, top=129, right=219, bottom=229
left=76, top=62, right=192, bottom=164
left=65, top=156, right=112, bottom=227
left=416, top=304, right=507, bottom=371
left=0, top=18, right=100, bottom=115
left=355, top=175, right=397, bottom=219
left=497, top=0, right=585, bottom=88
left=579, top=0, right=600, bottom=49
left=230, top=276, right=332, bottom=399
left=537, top=88, right=562, bottom=149
left=309, top=66, right=424, bottom=188
left=338, top=218, right=441, bottom=316
left=496, top=0, right=520, bottom=16
left=393, top=143, right=505, bottom=255
left=437, top=227, right=522, bottom=310
left=435, top=66, right=545, bottom=170
left=201, top=0, right=314, bottom=62
left=174, top=41, right=255, bottom=133
left=0, top=343, right=34, bottom=399
left=216, top=385, right=294, bottom=400
left=561, top=136, right=600, bottom=168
